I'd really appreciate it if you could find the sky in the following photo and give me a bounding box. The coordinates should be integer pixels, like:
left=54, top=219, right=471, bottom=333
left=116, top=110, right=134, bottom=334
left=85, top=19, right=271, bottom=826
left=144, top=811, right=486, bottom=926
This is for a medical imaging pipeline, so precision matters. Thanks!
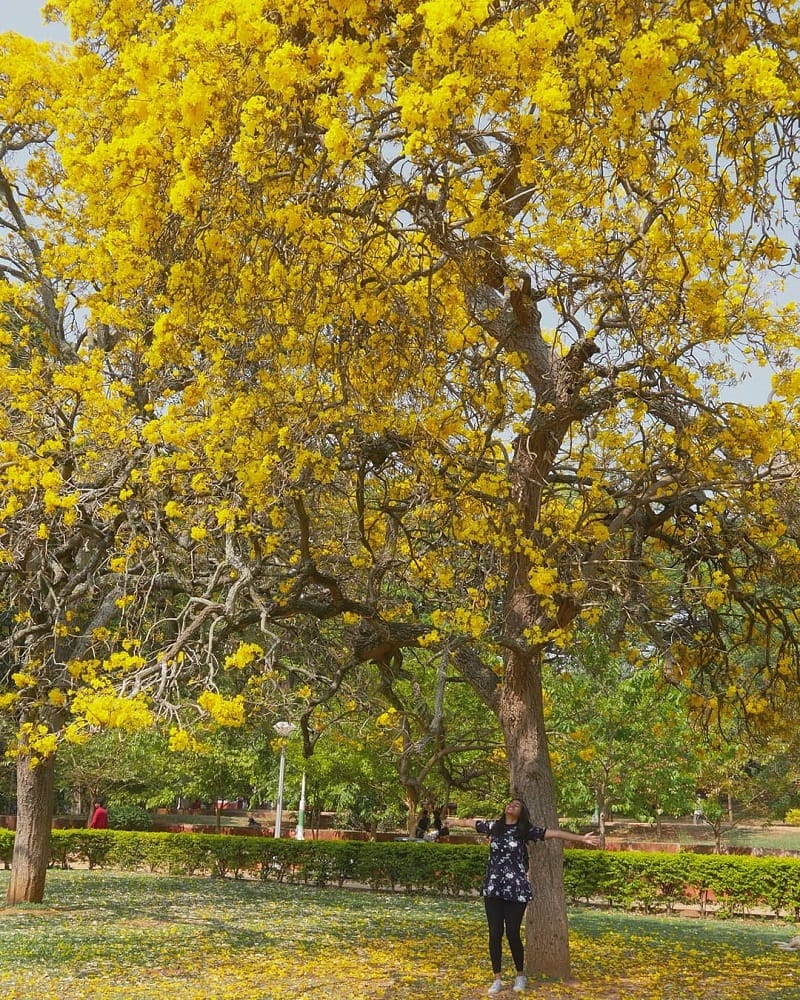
left=0, top=5, right=788, bottom=407
left=1, top=3, right=69, bottom=43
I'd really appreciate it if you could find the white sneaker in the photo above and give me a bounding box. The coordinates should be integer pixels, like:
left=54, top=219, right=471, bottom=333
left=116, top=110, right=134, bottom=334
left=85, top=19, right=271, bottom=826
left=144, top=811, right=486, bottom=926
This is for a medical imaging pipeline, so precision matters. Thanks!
left=488, top=977, right=503, bottom=995
left=513, top=974, right=527, bottom=992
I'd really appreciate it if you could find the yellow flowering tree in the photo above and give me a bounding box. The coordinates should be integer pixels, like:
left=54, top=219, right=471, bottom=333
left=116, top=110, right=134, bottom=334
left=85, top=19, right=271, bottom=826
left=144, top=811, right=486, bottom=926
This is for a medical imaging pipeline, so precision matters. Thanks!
left=0, top=30, right=295, bottom=904
left=0, top=31, right=112, bottom=903
left=4, top=0, right=800, bottom=978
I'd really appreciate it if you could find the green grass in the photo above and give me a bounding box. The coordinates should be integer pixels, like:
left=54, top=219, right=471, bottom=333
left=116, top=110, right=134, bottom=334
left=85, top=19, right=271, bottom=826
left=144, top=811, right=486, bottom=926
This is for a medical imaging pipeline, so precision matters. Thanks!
left=0, top=870, right=798, bottom=999
left=723, top=826, right=800, bottom=852
left=605, top=821, right=800, bottom=852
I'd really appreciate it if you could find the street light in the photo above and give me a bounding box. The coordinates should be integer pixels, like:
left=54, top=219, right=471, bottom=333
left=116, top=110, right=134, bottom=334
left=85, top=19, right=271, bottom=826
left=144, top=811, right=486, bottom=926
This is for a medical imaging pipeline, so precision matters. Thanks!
left=273, top=720, right=296, bottom=838
left=295, top=770, right=306, bottom=841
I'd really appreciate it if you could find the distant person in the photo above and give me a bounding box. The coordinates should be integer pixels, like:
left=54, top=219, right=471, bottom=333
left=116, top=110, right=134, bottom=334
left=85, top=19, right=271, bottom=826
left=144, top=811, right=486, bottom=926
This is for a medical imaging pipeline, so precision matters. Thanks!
left=88, top=800, right=108, bottom=830
left=247, top=813, right=260, bottom=827
left=476, top=797, right=601, bottom=995
left=414, top=807, right=430, bottom=839
left=433, top=807, right=444, bottom=833
left=424, top=824, right=450, bottom=842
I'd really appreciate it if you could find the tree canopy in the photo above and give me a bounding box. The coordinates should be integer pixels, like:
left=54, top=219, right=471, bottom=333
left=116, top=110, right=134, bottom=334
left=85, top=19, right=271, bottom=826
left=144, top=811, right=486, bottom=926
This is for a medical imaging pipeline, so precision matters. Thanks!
left=2, top=0, right=800, bottom=976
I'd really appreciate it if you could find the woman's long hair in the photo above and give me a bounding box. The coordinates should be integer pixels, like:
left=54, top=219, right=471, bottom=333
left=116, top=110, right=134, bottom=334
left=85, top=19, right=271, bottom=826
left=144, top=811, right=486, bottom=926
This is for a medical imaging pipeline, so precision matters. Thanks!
left=491, top=798, right=532, bottom=839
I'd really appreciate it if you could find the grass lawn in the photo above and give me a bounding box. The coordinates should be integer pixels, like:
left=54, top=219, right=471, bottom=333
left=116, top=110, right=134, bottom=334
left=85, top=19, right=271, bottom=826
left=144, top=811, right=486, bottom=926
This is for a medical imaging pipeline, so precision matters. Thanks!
left=0, top=870, right=798, bottom=999
left=723, top=827, right=800, bottom=852
left=603, top=821, right=800, bottom=852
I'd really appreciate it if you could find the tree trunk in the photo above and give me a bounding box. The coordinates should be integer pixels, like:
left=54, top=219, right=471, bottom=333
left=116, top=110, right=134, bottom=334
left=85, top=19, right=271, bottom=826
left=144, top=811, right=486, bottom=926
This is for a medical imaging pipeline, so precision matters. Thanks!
left=6, top=752, right=56, bottom=905
left=403, top=788, right=420, bottom=836
left=500, top=645, right=571, bottom=979
left=596, top=788, right=608, bottom=849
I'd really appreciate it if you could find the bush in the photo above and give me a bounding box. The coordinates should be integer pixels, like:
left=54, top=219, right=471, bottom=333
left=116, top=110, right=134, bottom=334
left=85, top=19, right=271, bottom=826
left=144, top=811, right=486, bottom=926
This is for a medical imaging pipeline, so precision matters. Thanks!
left=56, top=830, right=116, bottom=869
left=108, top=804, right=153, bottom=831
left=784, top=809, right=800, bottom=827
left=0, top=828, right=13, bottom=867
left=14, top=830, right=800, bottom=920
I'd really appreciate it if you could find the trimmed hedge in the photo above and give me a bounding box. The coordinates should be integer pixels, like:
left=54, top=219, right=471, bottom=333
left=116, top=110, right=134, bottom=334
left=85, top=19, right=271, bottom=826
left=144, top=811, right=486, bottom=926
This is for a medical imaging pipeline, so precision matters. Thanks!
left=563, top=848, right=800, bottom=918
left=1, top=827, right=799, bottom=917
left=0, top=828, right=12, bottom=867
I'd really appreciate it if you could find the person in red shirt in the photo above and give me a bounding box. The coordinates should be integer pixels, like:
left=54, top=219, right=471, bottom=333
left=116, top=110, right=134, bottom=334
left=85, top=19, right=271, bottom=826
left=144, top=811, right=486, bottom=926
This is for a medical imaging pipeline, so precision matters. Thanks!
left=88, top=800, right=108, bottom=829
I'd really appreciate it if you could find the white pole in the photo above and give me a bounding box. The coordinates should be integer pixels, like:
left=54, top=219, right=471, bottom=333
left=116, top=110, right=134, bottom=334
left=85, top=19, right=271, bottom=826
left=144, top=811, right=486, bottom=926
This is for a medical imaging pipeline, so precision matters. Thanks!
left=272, top=720, right=295, bottom=839
left=296, top=770, right=306, bottom=840
left=274, top=744, right=287, bottom=838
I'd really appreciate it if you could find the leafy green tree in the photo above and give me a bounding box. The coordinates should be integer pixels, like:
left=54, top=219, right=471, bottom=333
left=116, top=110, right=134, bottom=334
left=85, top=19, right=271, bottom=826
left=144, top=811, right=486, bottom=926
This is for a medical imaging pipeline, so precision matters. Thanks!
left=751, top=752, right=800, bottom=822
left=292, top=643, right=504, bottom=833
left=54, top=731, right=145, bottom=818
left=546, top=642, right=699, bottom=843
left=54, top=721, right=278, bottom=831
left=300, top=722, right=404, bottom=834
left=693, top=728, right=780, bottom=852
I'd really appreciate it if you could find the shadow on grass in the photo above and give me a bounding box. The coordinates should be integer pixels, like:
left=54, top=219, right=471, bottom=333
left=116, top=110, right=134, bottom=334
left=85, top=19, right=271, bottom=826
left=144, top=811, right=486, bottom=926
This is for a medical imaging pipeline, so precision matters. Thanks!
left=0, top=871, right=798, bottom=999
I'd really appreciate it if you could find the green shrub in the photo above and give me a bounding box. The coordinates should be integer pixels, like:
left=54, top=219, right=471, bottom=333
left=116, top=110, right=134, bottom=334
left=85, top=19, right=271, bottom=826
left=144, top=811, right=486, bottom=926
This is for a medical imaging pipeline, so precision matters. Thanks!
left=53, top=829, right=115, bottom=869
left=9, top=829, right=797, bottom=920
left=108, top=804, right=153, bottom=831
left=139, top=832, right=212, bottom=875
left=0, top=828, right=13, bottom=867
left=106, top=830, right=148, bottom=871
left=784, top=809, right=800, bottom=826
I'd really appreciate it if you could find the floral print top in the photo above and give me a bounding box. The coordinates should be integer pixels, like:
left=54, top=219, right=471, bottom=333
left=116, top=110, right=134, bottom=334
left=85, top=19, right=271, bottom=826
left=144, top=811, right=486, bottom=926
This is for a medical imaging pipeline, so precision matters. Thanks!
left=475, top=820, right=546, bottom=902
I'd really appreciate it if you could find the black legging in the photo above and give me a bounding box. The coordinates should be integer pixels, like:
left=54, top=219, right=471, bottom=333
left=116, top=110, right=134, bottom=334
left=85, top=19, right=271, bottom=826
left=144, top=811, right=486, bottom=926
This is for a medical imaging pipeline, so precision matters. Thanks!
left=484, top=897, right=527, bottom=974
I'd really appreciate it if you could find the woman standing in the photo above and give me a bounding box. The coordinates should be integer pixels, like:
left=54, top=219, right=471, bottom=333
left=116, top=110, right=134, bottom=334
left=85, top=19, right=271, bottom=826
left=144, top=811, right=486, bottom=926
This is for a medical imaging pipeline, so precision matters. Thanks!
left=476, top=798, right=599, bottom=995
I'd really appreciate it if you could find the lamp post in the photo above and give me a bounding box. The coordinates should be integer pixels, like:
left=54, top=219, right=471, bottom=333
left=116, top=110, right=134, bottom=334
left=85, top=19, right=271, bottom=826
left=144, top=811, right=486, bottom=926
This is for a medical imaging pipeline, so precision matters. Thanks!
left=295, top=770, right=306, bottom=840
left=273, top=720, right=296, bottom=838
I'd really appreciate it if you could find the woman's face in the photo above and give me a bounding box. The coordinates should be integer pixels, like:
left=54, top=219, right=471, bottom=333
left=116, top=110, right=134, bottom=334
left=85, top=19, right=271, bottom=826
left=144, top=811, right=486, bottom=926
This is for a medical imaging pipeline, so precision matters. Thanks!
left=505, top=799, right=523, bottom=820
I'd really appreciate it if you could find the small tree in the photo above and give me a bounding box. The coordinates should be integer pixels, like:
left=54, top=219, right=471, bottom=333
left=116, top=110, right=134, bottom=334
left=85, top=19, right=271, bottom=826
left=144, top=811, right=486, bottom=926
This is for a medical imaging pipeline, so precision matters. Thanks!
left=546, top=642, right=699, bottom=843
left=694, top=731, right=776, bottom=853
